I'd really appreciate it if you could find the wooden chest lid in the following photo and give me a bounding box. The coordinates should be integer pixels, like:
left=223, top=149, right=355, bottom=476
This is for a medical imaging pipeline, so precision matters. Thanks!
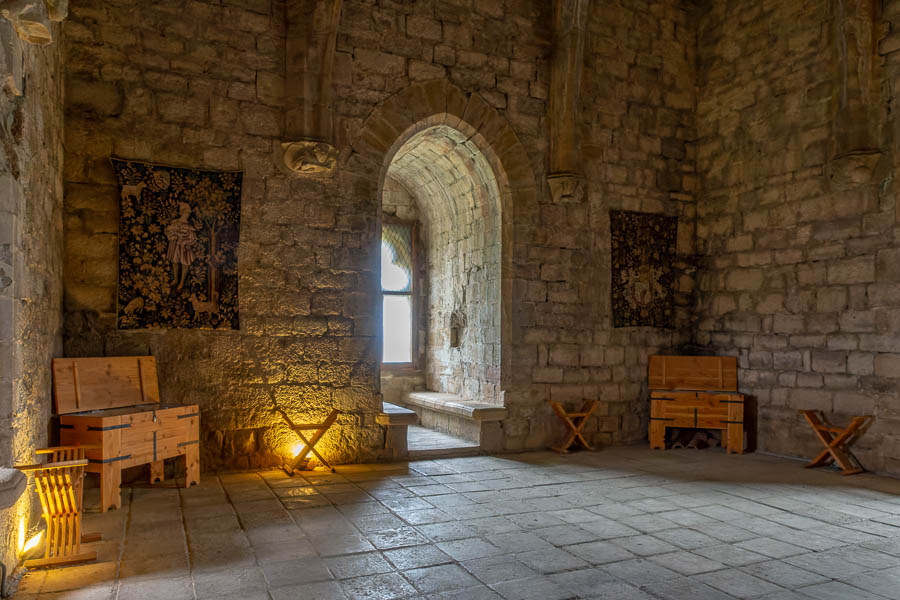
left=648, top=355, right=738, bottom=392
left=52, top=356, right=160, bottom=415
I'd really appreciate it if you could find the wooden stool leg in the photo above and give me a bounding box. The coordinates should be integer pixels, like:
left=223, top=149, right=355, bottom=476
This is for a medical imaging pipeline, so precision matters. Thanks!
left=184, top=444, right=200, bottom=487
left=550, top=402, right=577, bottom=453
left=573, top=401, right=597, bottom=450
left=150, top=460, right=165, bottom=484
left=100, top=464, right=122, bottom=512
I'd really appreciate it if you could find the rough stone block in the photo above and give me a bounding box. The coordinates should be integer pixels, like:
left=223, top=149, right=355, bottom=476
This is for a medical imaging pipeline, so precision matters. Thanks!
left=816, top=287, right=847, bottom=313
left=840, top=310, right=876, bottom=333
left=67, top=78, right=123, bottom=115
left=549, top=344, right=579, bottom=367
left=773, top=313, right=804, bottom=333
left=726, top=269, right=763, bottom=291
left=826, top=257, right=875, bottom=285
left=848, top=352, right=874, bottom=375
left=790, top=388, right=832, bottom=411
left=811, top=350, right=846, bottom=374
left=772, top=350, right=802, bottom=370
left=833, top=392, right=875, bottom=415
left=876, top=248, right=900, bottom=282
left=874, top=353, right=900, bottom=378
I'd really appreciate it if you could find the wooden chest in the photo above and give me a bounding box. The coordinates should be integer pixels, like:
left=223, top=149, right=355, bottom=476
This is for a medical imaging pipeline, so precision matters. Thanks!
left=648, top=355, right=744, bottom=454
left=53, top=356, right=200, bottom=511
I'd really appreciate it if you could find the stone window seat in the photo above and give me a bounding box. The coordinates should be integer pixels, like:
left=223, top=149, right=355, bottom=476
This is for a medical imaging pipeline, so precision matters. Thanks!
left=400, top=392, right=508, bottom=421
left=394, top=392, right=508, bottom=451
left=377, top=402, right=417, bottom=426
left=377, top=402, right=417, bottom=460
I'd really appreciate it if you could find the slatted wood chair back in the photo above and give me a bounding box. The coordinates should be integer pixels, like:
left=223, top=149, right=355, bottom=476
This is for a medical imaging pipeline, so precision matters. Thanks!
left=16, top=446, right=99, bottom=567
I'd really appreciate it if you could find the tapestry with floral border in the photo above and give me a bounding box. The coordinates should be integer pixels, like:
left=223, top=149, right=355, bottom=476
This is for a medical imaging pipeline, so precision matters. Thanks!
left=112, top=158, right=242, bottom=330
left=610, top=210, right=677, bottom=328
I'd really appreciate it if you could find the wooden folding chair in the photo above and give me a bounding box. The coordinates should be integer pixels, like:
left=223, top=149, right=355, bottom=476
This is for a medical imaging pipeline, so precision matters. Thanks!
left=279, top=408, right=340, bottom=474
left=16, top=445, right=101, bottom=568
left=799, top=410, right=872, bottom=476
left=550, top=400, right=598, bottom=453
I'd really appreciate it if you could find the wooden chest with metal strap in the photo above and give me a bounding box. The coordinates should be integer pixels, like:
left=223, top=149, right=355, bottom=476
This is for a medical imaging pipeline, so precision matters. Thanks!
left=648, top=355, right=744, bottom=454
left=53, top=356, right=200, bottom=511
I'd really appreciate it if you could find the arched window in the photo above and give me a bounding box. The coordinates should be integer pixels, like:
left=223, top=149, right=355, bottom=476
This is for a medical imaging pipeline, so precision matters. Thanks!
left=381, top=221, right=414, bottom=364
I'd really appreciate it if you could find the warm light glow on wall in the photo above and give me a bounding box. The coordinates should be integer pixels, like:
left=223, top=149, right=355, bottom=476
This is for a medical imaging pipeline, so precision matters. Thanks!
left=290, top=442, right=305, bottom=457
left=22, top=532, right=42, bottom=555
left=17, top=516, right=42, bottom=556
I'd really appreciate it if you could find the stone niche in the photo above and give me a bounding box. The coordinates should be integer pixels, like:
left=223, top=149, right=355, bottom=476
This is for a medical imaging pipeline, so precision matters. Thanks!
left=381, top=125, right=504, bottom=406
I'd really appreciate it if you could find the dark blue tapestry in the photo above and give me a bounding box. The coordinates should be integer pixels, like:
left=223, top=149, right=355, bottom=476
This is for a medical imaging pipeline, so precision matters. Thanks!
left=112, top=159, right=242, bottom=330
left=610, top=210, right=677, bottom=328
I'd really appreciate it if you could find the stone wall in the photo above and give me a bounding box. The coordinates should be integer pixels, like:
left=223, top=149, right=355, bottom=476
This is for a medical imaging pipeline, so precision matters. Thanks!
left=0, top=17, right=65, bottom=577
left=541, top=0, right=696, bottom=446
left=62, top=0, right=700, bottom=465
left=62, top=0, right=383, bottom=469
left=694, top=0, right=900, bottom=475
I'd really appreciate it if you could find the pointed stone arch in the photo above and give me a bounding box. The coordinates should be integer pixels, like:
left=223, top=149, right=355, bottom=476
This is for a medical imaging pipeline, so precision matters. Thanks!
left=345, top=79, right=539, bottom=398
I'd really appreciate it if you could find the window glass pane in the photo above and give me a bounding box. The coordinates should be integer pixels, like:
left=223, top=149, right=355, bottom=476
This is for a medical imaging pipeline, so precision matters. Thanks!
left=381, top=223, right=412, bottom=292
left=383, top=295, right=412, bottom=363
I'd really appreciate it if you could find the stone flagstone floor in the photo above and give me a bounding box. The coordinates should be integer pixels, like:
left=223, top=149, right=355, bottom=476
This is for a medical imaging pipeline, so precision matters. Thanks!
left=12, top=446, right=900, bottom=600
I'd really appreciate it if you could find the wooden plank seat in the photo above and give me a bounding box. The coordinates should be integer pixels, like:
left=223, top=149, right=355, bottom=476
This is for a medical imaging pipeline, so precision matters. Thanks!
left=648, top=355, right=745, bottom=454
left=799, top=410, right=872, bottom=475
left=53, top=356, right=200, bottom=512
left=15, top=446, right=101, bottom=568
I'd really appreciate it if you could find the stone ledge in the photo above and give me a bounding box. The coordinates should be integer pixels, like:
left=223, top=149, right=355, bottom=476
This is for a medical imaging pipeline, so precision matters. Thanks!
left=401, top=392, right=508, bottom=422
left=377, top=401, right=417, bottom=426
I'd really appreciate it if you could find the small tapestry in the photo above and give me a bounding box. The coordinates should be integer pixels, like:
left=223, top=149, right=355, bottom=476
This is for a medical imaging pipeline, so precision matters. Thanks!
left=112, top=159, right=242, bottom=330
left=610, top=210, right=677, bottom=328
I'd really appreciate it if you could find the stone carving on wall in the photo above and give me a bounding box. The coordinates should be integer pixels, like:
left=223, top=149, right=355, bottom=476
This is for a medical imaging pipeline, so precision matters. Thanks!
left=547, top=172, right=585, bottom=203
left=829, top=149, right=884, bottom=189
left=0, top=0, right=67, bottom=45
left=281, top=139, right=338, bottom=176
left=282, top=0, right=342, bottom=176
left=610, top=210, right=677, bottom=328
left=112, top=159, right=243, bottom=330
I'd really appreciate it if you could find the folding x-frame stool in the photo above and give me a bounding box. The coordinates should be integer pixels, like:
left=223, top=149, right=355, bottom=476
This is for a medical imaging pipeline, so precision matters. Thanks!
left=799, top=410, right=872, bottom=476
left=279, top=408, right=341, bottom=474
left=550, top=400, right=598, bottom=453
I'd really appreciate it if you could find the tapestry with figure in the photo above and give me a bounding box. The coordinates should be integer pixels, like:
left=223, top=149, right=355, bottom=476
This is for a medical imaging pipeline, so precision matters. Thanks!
left=610, top=210, right=677, bottom=328
left=112, top=159, right=242, bottom=330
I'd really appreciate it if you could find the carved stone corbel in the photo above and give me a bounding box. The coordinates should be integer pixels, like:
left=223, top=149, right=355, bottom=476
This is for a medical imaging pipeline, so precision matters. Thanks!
left=282, top=0, right=342, bottom=177
left=547, top=172, right=586, bottom=203
left=281, top=139, right=339, bottom=176
left=828, top=149, right=884, bottom=189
